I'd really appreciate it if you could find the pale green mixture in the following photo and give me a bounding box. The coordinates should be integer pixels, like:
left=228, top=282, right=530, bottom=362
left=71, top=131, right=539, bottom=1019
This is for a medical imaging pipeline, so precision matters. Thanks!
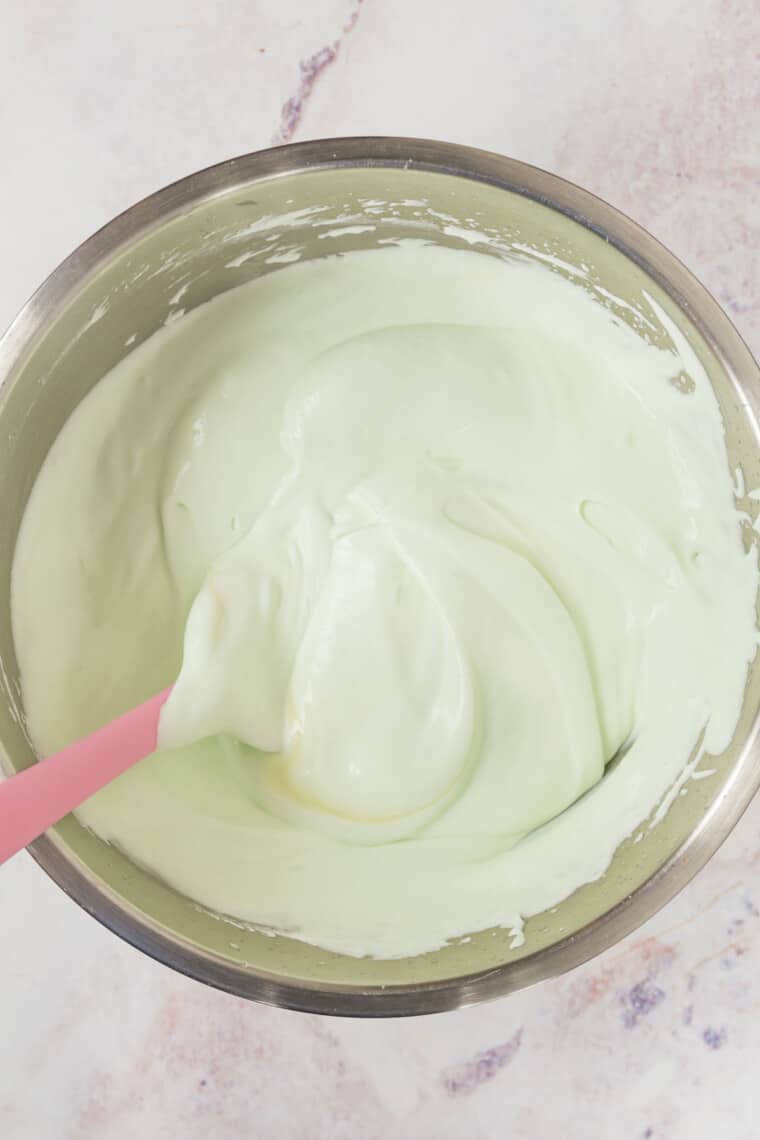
left=11, top=245, right=758, bottom=956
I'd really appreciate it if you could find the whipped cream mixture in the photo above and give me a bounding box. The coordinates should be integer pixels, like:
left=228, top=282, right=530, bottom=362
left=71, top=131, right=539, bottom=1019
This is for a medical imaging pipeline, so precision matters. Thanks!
left=11, top=245, right=757, bottom=957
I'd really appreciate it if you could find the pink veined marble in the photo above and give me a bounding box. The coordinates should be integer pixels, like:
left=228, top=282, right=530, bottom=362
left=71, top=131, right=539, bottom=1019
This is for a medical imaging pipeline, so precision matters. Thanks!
left=0, top=1, right=758, bottom=1137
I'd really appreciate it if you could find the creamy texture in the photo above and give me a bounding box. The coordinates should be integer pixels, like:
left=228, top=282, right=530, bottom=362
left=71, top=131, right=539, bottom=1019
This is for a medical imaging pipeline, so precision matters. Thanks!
left=11, top=245, right=758, bottom=957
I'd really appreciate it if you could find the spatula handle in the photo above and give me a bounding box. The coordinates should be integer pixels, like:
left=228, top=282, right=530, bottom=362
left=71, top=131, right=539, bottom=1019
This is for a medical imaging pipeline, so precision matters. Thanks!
left=0, top=688, right=171, bottom=864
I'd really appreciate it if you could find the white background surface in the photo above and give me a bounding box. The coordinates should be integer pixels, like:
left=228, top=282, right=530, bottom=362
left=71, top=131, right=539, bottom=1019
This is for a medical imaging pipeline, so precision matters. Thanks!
left=1, top=2, right=759, bottom=1137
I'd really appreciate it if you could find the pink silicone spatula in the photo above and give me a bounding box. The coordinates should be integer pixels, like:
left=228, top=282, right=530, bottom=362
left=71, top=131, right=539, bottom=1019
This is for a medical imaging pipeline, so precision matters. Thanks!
left=0, top=687, right=171, bottom=865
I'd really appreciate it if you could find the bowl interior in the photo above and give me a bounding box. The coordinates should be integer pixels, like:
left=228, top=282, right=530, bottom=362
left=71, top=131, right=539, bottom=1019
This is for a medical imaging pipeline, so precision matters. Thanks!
left=1, top=152, right=759, bottom=1012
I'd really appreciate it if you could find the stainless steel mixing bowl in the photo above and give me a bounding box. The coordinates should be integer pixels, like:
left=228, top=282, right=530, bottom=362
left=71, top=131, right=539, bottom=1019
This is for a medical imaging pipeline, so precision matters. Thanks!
left=1, top=138, right=759, bottom=1016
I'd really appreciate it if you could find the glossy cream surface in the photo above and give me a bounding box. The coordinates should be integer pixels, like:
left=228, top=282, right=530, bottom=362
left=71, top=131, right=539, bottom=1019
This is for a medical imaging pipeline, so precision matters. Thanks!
left=11, top=245, right=758, bottom=956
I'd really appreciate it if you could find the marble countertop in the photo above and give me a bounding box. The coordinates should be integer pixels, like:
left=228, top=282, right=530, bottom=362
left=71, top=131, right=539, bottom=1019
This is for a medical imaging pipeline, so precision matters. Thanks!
left=1, top=1, right=759, bottom=1136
